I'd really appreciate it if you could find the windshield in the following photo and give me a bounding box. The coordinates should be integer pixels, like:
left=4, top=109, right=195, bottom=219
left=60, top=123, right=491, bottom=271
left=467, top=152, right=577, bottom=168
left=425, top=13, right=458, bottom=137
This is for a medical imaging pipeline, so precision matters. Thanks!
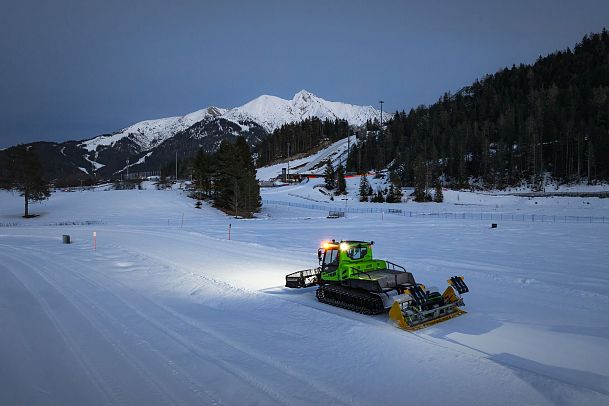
left=323, top=249, right=338, bottom=266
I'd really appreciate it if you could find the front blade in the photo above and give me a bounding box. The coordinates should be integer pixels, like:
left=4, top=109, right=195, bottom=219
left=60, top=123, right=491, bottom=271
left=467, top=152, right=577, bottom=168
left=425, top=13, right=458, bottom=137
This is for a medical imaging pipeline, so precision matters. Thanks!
left=396, top=308, right=467, bottom=331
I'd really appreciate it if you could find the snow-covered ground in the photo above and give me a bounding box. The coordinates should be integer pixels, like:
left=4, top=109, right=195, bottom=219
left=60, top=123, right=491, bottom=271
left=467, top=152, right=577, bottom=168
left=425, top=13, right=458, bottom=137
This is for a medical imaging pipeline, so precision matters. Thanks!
left=262, top=174, right=609, bottom=218
left=1, top=182, right=608, bottom=405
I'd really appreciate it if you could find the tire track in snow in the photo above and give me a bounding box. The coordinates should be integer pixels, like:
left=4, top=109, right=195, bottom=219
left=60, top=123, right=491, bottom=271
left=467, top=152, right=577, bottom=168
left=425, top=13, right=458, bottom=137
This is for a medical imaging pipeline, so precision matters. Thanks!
left=1, top=250, right=120, bottom=406
left=9, top=233, right=607, bottom=403
left=9, top=246, right=271, bottom=406
left=83, top=229, right=370, bottom=404
left=11, top=249, right=222, bottom=406
left=85, top=229, right=609, bottom=400
left=18, top=243, right=355, bottom=406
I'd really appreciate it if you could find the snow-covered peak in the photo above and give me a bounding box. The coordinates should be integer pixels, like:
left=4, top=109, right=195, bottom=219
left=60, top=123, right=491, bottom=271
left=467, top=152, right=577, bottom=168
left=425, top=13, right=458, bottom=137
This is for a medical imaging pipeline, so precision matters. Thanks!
left=292, top=89, right=314, bottom=103
left=80, top=106, right=227, bottom=152
left=225, top=90, right=390, bottom=133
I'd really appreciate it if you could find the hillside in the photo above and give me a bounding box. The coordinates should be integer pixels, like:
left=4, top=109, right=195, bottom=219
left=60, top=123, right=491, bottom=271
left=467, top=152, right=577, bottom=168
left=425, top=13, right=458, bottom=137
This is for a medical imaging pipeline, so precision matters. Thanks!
left=350, top=30, right=609, bottom=188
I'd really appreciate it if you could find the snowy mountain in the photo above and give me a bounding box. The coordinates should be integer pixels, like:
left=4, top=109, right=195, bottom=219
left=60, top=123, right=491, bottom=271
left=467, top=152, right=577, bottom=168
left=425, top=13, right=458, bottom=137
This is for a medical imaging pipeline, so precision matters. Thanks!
left=224, top=90, right=391, bottom=132
left=80, top=90, right=387, bottom=153
left=0, top=91, right=387, bottom=180
left=80, top=106, right=227, bottom=153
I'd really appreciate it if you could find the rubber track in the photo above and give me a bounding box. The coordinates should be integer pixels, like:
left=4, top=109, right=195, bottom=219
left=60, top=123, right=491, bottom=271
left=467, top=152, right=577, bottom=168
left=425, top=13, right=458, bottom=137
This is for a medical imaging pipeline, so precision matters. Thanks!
left=316, top=285, right=384, bottom=315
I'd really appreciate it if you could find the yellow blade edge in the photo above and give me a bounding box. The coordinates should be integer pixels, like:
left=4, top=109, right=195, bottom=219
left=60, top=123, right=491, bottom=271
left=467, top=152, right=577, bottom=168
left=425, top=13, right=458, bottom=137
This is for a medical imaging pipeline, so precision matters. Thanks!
left=442, top=285, right=459, bottom=304
left=388, top=301, right=408, bottom=329
left=394, top=308, right=467, bottom=331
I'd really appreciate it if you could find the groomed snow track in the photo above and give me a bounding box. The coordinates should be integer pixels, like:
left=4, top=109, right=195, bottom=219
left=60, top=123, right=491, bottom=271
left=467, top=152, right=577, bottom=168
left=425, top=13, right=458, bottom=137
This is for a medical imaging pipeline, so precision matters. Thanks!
left=1, top=186, right=609, bottom=405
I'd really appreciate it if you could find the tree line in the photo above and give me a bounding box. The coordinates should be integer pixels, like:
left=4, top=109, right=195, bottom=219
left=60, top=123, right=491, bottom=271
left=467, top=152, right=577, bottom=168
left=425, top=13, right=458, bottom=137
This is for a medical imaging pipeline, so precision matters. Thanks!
left=348, top=30, right=609, bottom=189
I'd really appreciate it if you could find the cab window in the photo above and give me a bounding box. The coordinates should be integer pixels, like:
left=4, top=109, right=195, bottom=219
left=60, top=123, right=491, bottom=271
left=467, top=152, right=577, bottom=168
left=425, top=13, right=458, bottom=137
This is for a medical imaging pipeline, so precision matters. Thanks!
left=347, top=246, right=367, bottom=260
left=323, top=249, right=338, bottom=266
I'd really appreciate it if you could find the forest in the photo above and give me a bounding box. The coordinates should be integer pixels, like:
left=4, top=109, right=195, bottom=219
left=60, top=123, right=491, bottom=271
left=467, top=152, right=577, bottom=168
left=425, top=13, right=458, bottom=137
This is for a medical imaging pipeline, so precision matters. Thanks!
left=348, top=30, right=609, bottom=189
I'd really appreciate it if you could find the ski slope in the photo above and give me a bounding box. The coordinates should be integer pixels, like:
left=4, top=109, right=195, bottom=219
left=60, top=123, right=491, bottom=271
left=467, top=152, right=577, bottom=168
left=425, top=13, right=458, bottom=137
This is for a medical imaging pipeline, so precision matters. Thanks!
left=256, top=135, right=356, bottom=181
left=1, top=185, right=608, bottom=405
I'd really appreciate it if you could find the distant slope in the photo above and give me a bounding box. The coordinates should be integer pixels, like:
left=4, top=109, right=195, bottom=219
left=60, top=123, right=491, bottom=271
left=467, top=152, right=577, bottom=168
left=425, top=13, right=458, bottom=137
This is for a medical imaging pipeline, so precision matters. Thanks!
left=256, top=136, right=356, bottom=181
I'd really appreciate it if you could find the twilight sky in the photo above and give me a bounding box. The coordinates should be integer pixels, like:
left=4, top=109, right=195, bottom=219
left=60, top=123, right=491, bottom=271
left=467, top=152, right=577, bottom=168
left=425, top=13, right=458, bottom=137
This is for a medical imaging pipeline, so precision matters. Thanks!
left=1, top=0, right=608, bottom=148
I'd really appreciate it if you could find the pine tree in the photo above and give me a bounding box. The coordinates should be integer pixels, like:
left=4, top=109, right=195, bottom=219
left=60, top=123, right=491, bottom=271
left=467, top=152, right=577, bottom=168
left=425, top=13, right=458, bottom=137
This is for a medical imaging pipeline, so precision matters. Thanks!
left=434, top=181, right=444, bottom=203
left=358, top=175, right=370, bottom=202
left=386, top=184, right=396, bottom=203
left=371, top=188, right=385, bottom=203
left=324, top=161, right=336, bottom=190
left=192, top=150, right=216, bottom=199
left=336, top=164, right=347, bottom=195
left=214, top=140, right=238, bottom=212
left=386, top=182, right=403, bottom=203
left=413, top=156, right=429, bottom=202
left=233, top=137, right=261, bottom=214
left=213, top=138, right=261, bottom=217
left=2, top=145, right=51, bottom=217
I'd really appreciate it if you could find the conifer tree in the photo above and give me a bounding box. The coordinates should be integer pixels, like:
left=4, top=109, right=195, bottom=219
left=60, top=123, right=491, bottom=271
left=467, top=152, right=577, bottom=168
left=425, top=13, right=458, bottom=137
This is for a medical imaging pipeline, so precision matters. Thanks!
left=371, top=188, right=385, bottom=203
left=413, top=156, right=429, bottom=202
left=233, top=137, right=261, bottom=214
left=214, top=140, right=238, bottom=212
left=2, top=145, right=51, bottom=217
left=434, top=181, right=444, bottom=203
left=324, top=161, right=336, bottom=190
left=192, top=150, right=216, bottom=199
left=213, top=138, right=261, bottom=217
left=336, top=164, right=347, bottom=195
left=358, top=174, right=370, bottom=202
left=386, top=182, right=403, bottom=203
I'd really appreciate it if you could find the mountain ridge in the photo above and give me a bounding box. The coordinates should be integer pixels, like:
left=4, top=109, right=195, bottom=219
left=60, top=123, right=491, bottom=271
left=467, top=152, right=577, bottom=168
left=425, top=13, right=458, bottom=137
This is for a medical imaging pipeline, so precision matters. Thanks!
left=1, top=90, right=387, bottom=182
left=80, top=90, right=389, bottom=154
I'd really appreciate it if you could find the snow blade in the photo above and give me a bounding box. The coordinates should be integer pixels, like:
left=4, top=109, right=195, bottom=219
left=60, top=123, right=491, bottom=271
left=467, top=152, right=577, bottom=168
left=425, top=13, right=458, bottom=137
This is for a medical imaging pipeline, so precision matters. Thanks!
left=388, top=280, right=468, bottom=331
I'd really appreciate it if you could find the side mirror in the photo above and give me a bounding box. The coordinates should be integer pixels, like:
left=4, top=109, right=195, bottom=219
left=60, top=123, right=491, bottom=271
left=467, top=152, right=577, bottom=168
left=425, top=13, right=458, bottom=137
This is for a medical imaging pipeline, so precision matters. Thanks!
left=318, top=248, right=324, bottom=265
